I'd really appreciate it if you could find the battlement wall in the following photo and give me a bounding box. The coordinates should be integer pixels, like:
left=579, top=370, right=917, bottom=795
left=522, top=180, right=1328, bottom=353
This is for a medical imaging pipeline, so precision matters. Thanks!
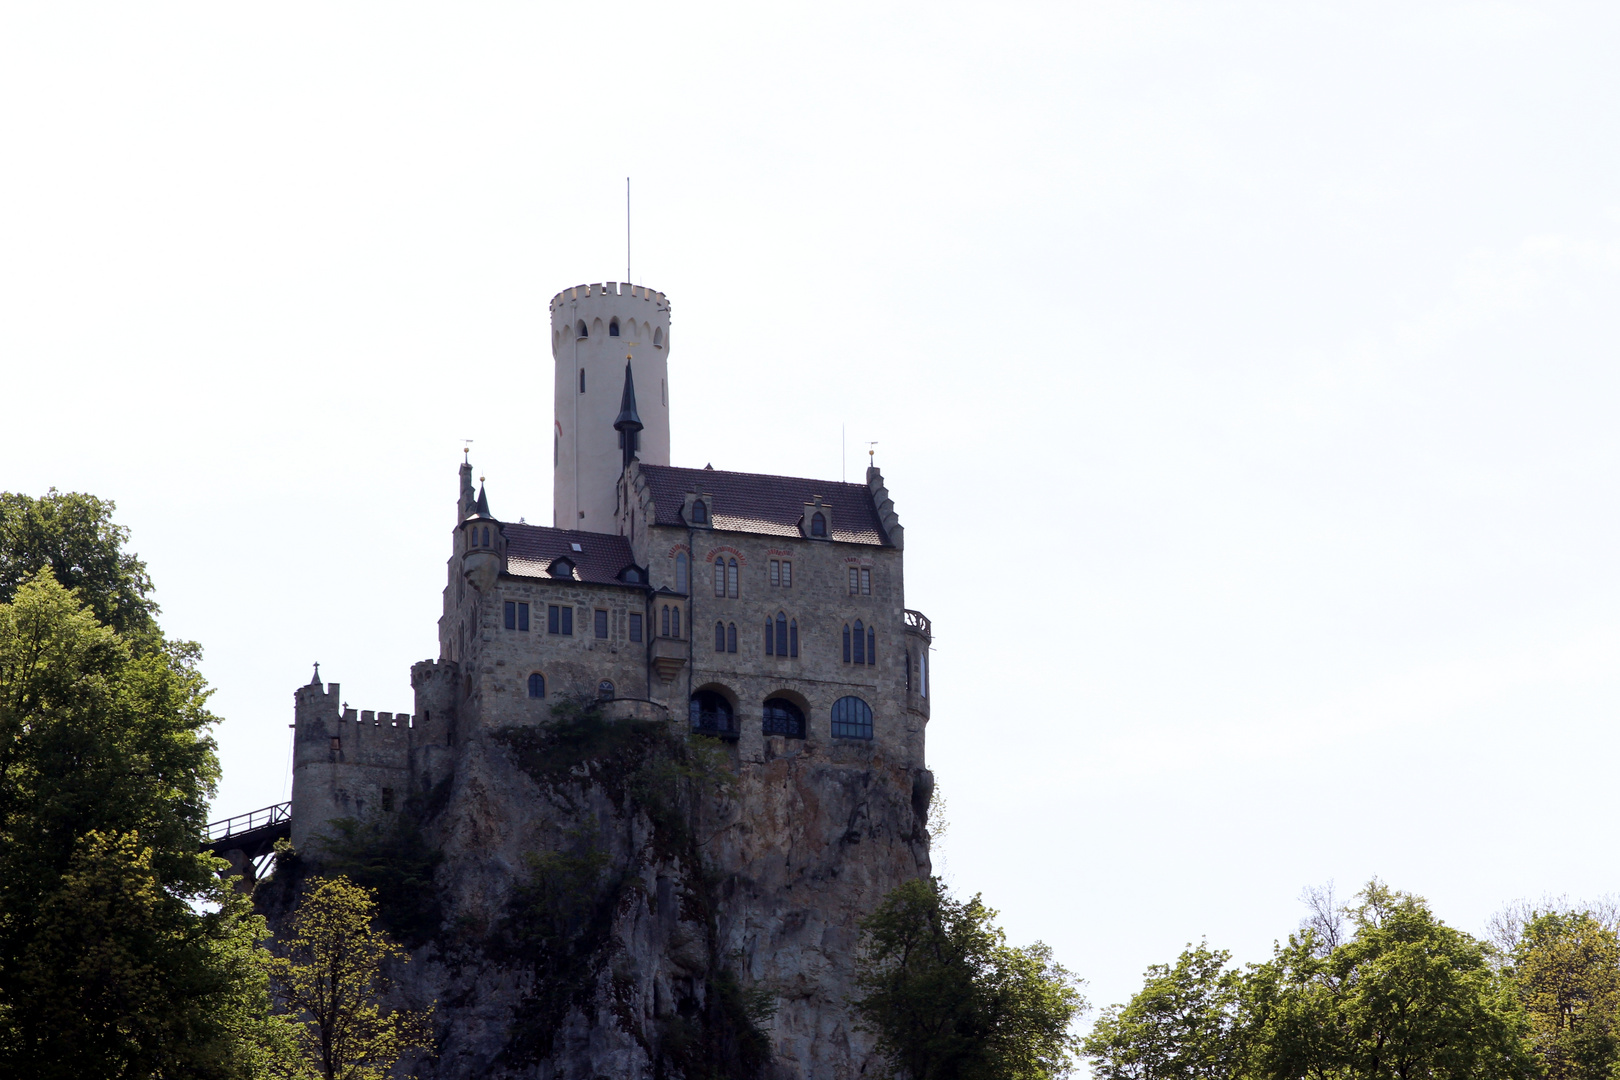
left=550, top=281, right=668, bottom=310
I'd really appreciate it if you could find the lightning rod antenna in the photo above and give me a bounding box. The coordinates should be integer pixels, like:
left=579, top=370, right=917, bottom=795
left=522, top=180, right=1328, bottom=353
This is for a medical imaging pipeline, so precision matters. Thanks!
left=626, top=177, right=631, bottom=284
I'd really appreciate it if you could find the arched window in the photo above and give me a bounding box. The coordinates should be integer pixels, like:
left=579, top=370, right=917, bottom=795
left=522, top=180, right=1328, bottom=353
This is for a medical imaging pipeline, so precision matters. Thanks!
left=867, top=627, right=876, bottom=666
left=579, top=369, right=586, bottom=394
left=727, top=558, right=739, bottom=598
left=713, top=558, right=726, bottom=597
left=528, top=673, right=545, bottom=699
left=919, top=649, right=927, bottom=697
left=597, top=679, right=615, bottom=699
left=609, top=318, right=620, bottom=337
left=789, top=619, right=798, bottom=657
left=842, top=624, right=851, bottom=663
left=775, top=612, right=788, bottom=657
left=831, top=696, right=873, bottom=740
left=727, top=623, right=737, bottom=653
left=481, top=526, right=490, bottom=547
left=764, top=618, right=774, bottom=656
left=689, top=690, right=735, bottom=737
left=811, top=512, right=827, bottom=538
left=661, top=605, right=671, bottom=637
left=692, top=500, right=708, bottom=524
left=577, top=319, right=588, bottom=339
left=672, top=607, right=681, bottom=638
left=853, top=620, right=866, bottom=665
left=654, top=326, right=664, bottom=348
left=675, top=552, right=689, bottom=593
left=763, top=698, right=806, bottom=739
left=715, top=621, right=726, bottom=652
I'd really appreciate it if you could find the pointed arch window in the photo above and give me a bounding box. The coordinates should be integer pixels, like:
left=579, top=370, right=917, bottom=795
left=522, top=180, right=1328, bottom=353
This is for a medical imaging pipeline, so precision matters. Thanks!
left=727, top=558, right=738, bottom=598
left=672, top=607, right=681, bottom=638
left=713, top=558, right=725, bottom=597
left=842, top=624, right=851, bottom=663
left=789, top=618, right=798, bottom=657
left=481, top=526, right=490, bottom=547
left=868, top=626, right=876, bottom=665
left=853, top=620, right=866, bottom=665
left=774, top=612, right=788, bottom=657
left=727, top=623, right=737, bottom=653
left=661, top=605, right=671, bottom=638
left=609, top=318, right=620, bottom=337
left=654, top=326, right=664, bottom=348
left=764, top=618, right=775, bottom=656
left=675, top=553, right=689, bottom=593
left=715, top=621, right=726, bottom=652
left=576, top=319, right=588, bottom=339
left=811, top=512, right=827, bottom=538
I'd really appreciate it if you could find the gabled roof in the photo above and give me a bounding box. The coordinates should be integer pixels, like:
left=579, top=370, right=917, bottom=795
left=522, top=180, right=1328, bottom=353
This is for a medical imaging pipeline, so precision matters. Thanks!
left=638, top=464, right=892, bottom=546
left=503, top=523, right=638, bottom=586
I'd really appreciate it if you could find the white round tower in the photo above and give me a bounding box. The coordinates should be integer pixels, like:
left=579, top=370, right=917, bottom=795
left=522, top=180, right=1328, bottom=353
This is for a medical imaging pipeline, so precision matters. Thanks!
left=549, top=282, right=672, bottom=532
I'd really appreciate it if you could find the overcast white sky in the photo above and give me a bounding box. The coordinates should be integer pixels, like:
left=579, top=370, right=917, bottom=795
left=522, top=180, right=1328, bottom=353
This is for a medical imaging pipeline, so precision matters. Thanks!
left=5, top=0, right=1620, bottom=1027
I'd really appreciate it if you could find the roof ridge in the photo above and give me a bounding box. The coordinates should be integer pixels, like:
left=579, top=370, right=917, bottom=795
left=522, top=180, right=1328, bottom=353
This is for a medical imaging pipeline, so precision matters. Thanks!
left=641, top=462, right=870, bottom=490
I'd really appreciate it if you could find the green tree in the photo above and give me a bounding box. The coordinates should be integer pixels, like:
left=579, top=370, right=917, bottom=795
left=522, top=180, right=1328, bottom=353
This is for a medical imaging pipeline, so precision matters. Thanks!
left=0, top=569, right=294, bottom=1076
left=1084, top=943, right=1245, bottom=1080
left=1504, top=910, right=1620, bottom=1080
left=1247, top=879, right=1536, bottom=1080
left=0, top=489, right=160, bottom=643
left=852, top=876, right=1086, bottom=1080
left=268, top=876, right=433, bottom=1080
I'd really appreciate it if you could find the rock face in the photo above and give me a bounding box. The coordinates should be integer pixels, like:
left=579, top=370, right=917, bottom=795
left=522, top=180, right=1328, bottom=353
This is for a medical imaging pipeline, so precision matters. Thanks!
left=273, top=702, right=932, bottom=1080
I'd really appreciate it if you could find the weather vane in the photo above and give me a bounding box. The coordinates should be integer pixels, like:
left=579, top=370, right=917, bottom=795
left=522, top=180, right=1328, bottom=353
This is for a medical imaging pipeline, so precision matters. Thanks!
left=460, top=438, right=475, bottom=463
left=867, top=440, right=879, bottom=464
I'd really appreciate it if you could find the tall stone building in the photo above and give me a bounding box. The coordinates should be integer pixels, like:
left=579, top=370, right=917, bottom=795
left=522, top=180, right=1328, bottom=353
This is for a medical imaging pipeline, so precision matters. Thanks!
left=288, top=281, right=935, bottom=1078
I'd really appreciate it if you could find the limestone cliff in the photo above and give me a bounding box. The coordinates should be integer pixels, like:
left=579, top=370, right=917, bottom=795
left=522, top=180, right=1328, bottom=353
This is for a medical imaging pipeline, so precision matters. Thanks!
left=266, top=701, right=933, bottom=1080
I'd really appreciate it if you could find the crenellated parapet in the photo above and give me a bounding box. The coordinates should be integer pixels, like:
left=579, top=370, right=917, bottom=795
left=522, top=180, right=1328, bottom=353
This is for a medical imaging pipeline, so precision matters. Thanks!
left=549, top=281, right=669, bottom=310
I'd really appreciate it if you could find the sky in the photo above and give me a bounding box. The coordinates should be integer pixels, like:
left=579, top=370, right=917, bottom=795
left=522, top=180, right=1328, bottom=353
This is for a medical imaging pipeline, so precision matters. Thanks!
left=5, top=0, right=1620, bottom=1031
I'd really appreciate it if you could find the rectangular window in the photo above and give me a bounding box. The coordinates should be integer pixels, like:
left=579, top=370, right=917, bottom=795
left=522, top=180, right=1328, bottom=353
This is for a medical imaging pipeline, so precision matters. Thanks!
left=770, top=560, right=780, bottom=587
left=672, top=607, right=680, bottom=638
left=661, top=606, right=670, bottom=637
left=548, top=605, right=572, bottom=635
left=595, top=609, right=608, bottom=639
left=782, top=560, right=791, bottom=588
left=629, top=613, right=643, bottom=642
left=789, top=621, right=798, bottom=657
left=504, top=601, right=516, bottom=630
left=563, top=606, right=573, bottom=635
left=861, top=568, right=871, bottom=595
left=849, top=568, right=859, bottom=594
left=518, top=602, right=529, bottom=631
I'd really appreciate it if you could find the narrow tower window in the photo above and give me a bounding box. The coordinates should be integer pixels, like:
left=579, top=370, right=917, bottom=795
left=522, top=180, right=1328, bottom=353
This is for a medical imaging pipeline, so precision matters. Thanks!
left=727, top=558, right=739, bottom=598
left=764, top=618, right=774, bottom=656
left=654, top=327, right=664, bottom=348
left=672, top=607, right=680, bottom=638
left=579, top=369, right=586, bottom=394
left=789, top=619, right=798, bottom=657
left=727, top=623, right=737, bottom=653
left=676, top=553, right=689, bottom=592
left=609, top=318, right=620, bottom=337
left=853, top=620, right=866, bottom=665
left=661, top=605, right=670, bottom=637
left=714, top=559, right=726, bottom=597
left=843, top=624, right=851, bottom=663
left=715, top=621, right=726, bottom=652
left=775, top=612, right=788, bottom=657
left=868, top=626, right=876, bottom=665
left=577, top=319, right=588, bottom=339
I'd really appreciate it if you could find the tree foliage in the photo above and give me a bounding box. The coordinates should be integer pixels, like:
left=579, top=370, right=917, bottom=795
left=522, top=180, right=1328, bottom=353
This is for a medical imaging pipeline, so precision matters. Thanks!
left=0, top=565, right=293, bottom=1075
left=267, top=875, right=433, bottom=1080
left=0, top=489, right=160, bottom=643
left=853, top=876, right=1086, bottom=1080
left=1084, top=943, right=1244, bottom=1080
left=1504, top=909, right=1620, bottom=1080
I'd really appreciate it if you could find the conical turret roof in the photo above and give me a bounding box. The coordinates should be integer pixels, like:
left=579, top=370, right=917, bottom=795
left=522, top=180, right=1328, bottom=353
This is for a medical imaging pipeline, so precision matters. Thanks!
left=614, top=361, right=643, bottom=432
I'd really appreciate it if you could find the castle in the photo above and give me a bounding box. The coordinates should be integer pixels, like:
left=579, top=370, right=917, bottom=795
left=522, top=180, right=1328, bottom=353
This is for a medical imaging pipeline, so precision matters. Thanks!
left=285, top=280, right=935, bottom=1078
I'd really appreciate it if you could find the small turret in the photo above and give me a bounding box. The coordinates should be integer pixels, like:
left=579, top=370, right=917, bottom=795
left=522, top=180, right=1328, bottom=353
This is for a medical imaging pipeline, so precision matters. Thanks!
left=460, top=478, right=503, bottom=594
left=614, top=359, right=644, bottom=469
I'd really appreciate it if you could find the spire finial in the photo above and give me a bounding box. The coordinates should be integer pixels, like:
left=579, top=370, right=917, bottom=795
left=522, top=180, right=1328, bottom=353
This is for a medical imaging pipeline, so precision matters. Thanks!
left=461, top=437, right=474, bottom=464
left=309, top=662, right=321, bottom=687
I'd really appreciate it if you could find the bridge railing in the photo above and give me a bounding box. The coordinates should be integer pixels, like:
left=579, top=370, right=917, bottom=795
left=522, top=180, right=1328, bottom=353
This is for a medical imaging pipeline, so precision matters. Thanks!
left=207, top=801, right=291, bottom=843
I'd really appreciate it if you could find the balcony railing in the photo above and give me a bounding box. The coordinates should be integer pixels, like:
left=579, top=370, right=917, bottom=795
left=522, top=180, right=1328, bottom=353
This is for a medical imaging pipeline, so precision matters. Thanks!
left=904, top=609, right=932, bottom=640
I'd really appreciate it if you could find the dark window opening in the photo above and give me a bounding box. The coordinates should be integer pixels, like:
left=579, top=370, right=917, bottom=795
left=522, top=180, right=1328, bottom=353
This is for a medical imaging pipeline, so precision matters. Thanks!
left=831, top=696, right=873, bottom=740
left=763, top=697, right=806, bottom=739
left=715, top=621, right=726, bottom=653
left=727, top=558, right=739, bottom=598
left=629, top=612, right=643, bottom=642
left=689, top=690, right=736, bottom=739
left=676, top=553, right=689, bottom=592
left=505, top=601, right=530, bottom=631
left=672, top=607, right=680, bottom=638
left=692, top=500, right=708, bottom=524
left=790, top=618, right=798, bottom=657
left=713, top=558, right=725, bottom=597
left=868, top=626, right=876, bottom=665
left=548, top=605, right=572, bottom=635
left=811, top=512, right=827, bottom=537
left=764, top=618, right=774, bottom=656
left=609, top=318, right=620, bottom=337
left=597, top=679, right=615, bottom=699
left=775, top=612, right=788, bottom=657
left=853, top=620, right=866, bottom=665
left=505, top=601, right=515, bottom=630
left=595, top=609, right=609, bottom=639
left=579, top=369, right=586, bottom=394
left=727, top=622, right=737, bottom=653
left=577, top=319, right=588, bottom=339
left=843, top=624, right=851, bottom=663
left=481, top=526, right=490, bottom=547
left=528, top=673, right=546, bottom=698
left=661, top=605, right=670, bottom=637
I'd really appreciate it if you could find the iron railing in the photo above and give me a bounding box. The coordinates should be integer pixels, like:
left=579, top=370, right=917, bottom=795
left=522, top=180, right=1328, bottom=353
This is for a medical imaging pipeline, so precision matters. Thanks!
left=207, top=802, right=291, bottom=843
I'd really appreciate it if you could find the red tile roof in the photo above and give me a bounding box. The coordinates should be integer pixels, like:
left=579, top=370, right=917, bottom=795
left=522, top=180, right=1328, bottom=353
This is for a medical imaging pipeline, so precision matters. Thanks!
left=638, top=464, right=892, bottom=546
left=502, top=524, right=637, bottom=585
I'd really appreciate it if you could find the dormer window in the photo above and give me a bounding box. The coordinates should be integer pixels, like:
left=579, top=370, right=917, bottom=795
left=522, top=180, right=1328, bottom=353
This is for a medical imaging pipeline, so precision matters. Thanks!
left=550, top=557, right=575, bottom=579
left=811, top=512, right=827, bottom=538
left=692, top=500, right=708, bottom=524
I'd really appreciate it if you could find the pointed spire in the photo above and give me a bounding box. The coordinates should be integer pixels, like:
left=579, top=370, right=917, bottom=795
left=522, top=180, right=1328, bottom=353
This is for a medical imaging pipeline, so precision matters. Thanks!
left=614, top=359, right=643, bottom=468
left=475, top=482, right=491, bottom=518
left=309, top=662, right=321, bottom=687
